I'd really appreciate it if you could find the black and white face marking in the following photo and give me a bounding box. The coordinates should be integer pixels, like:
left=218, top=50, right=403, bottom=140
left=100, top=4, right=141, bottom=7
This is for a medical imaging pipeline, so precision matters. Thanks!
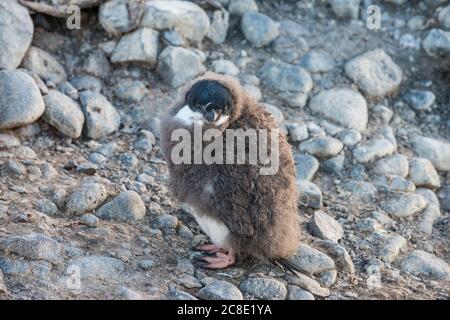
left=174, top=80, right=233, bottom=126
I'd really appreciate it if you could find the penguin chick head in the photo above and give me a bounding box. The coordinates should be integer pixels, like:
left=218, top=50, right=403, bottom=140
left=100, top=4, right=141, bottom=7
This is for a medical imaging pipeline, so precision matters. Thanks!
left=175, top=79, right=234, bottom=127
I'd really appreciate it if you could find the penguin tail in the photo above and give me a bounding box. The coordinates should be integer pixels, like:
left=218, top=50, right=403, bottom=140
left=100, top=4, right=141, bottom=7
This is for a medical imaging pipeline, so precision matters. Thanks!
left=270, top=258, right=304, bottom=278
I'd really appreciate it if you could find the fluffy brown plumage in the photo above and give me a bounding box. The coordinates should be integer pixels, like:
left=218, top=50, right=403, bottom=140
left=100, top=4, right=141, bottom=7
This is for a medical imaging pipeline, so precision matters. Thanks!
left=160, top=72, right=300, bottom=267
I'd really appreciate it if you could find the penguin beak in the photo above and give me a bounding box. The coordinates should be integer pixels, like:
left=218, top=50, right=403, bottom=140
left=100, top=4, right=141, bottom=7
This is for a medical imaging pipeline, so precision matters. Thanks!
left=174, top=105, right=204, bottom=125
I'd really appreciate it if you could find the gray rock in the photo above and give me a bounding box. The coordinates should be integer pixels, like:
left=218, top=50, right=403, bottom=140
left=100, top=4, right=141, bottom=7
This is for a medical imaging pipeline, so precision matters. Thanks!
left=345, top=49, right=403, bottom=99
left=273, top=35, right=309, bottom=64
left=309, top=88, right=368, bottom=131
left=259, top=61, right=313, bottom=94
left=240, top=277, right=287, bottom=300
left=82, top=49, right=111, bottom=80
left=330, top=0, right=360, bottom=19
left=401, top=250, right=450, bottom=281
left=381, top=193, right=427, bottom=218
left=36, top=199, right=58, bottom=216
left=317, top=240, right=355, bottom=274
left=166, top=288, right=198, bottom=300
left=287, top=286, right=314, bottom=300
left=318, top=269, right=337, bottom=287
left=157, top=46, right=206, bottom=88
left=114, top=80, right=148, bottom=103
left=0, top=132, right=20, bottom=149
left=294, top=154, right=319, bottom=181
left=408, top=158, right=440, bottom=188
left=243, top=84, right=262, bottom=101
left=43, top=90, right=85, bottom=138
left=228, top=0, right=258, bottom=16
left=198, top=280, right=243, bottom=300
left=438, top=186, right=450, bottom=211
left=297, top=180, right=322, bottom=209
left=96, top=190, right=146, bottom=222
left=163, top=30, right=186, bottom=46
left=336, top=129, right=362, bottom=147
left=81, top=213, right=99, bottom=228
left=261, top=103, right=284, bottom=125
left=380, top=235, right=407, bottom=263
left=241, top=12, right=279, bottom=47
left=309, top=210, right=343, bottom=242
left=403, top=90, right=436, bottom=111
left=418, top=204, right=441, bottom=235
left=353, top=138, right=395, bottom=163
left=438, top=5, right=450, bottom=30
left=66, top=183, right=108, bottom=216
left=6, top=159, right=26, bottom=175
left=284, top=273, right=330, bottom=297
left=156, top=213, right=179, bottom=230
left=71, top=75, right=103, bottom=93
left=300, top=50, right=334, bottom=73
left=322, top=153, right=345, bottom=174
left=374, top=175, right=416, bottom=193
left=422, top=29, right=450, bottom=57
left=410, top=136, right=450, bottom=171
left=141, top=0, right=210, bottom=44
left=178, top=274, right=202, bottom=289
left=342, top=181, right=377, bottom=201
left=372, top=104, right=394, bottom=124
left=416, top=188, right=440, bottom=208
left=139, top=259, right=155, bottom=270
left=299, top=137, right=343, bottom=159
left=79, top=91, right=121, bottom=140
left=287, top=123, right=308, bottom=142
left=98, top=0, right=131, bottom=35
left=58, top=81, right=79, bottom=100
left=212, top=59, right=239, bottom=76
left=111, top=28, right=159, bottom=66
left=0, top=233, right=63, bottom=264
left=120, top=153, right=138, bottom=168
left=290, top=244, right=335, bottom=274
left=373, top=154, right=409, bottom=178
left=67, top=255, right=126, bottom=280
left=0, top=258, right=31, bottom=275
left=0, top=70, right=45, bottom=130
left=355, top=217, right=383, bottom=234
left=97, top=142, right=118, bottom=158
left=206, top=9, right=229, bottom=44
left=21, top=46, right=66, bottom=85
left=0, top=0, right=34, bottom=70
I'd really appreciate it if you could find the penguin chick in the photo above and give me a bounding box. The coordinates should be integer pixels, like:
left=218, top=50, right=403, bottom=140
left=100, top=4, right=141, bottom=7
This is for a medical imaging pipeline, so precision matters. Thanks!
left=160, top=72, right=300, bottom=269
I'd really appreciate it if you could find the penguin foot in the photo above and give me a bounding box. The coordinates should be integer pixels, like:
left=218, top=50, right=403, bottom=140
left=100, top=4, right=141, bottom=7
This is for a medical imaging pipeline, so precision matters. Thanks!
left=202, top=251, right=235, bottom=269
left=195, top=244, right=228, bottom=254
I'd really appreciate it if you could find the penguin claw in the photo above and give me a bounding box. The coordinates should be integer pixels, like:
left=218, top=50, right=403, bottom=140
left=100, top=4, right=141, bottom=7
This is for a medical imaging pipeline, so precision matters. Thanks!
left=195, top=244, right=228, bottom=254
left=202, top=252, right=235, bottom=269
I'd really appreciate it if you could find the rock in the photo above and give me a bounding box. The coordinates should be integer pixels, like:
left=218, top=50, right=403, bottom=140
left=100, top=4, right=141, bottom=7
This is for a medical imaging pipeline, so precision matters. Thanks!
left=353, top=138, right=395, bottom=163
left=96, top=190, right=146, bottom=222
left=66, top=183, right=108, bottom=216
left=0, top=0, right=34, bottom=69
left=0, top=70, right=45, bottom=130
left=6, top=159, right=26, bottom=175
left=82, top=49, right=111, bottom=80
left=290, top=244, right=335, bottom=274
left=243, top=84, right=262, bottom=101
left=212, top=59, right=239, bottom=76
left=299, top=50, right=334, bottom=73
left=416, top=188, right=440, bottom=208
left=381, top=193, right=427, bottom=218
left=42, top=90, right=85, bottom=139
left=356, top=217, right=383, bottom=234
left=81, top=213, right=99, bottom=228
left=309, top=210, right=344, bottom=242
left=287, top=286, right=314, bottom=300
left=287, top=123, right=309, bottom=142
left=241, top=12, right=279, bottom=47
left=373, top=154, right=409, bottom=178
left=0, top=132, right=20, bottom=149
left=297, top=180, right=322, bottom=209
left=294, top=154, right=319, bottom=181
left=422, top=29, right=450, bottom=57
left=261, top=103, right=284, bottom=125
left=0, top=233, right=63, bottom=265
left=71, top=75, right=103, bottom=93
left=98, top=0, right=131, bottom=35
left=114, top=80, right=148, bottom=103
left=343, top=180, right=377, bottom=201
left=299, top=137, right=343, bottom=159
left=228, top=0, right=258, bottom=16
left=410, top=136, right=450, bottom=171
left=438, top=5, right=450, bottom=30
left=120, top=153, right=138, bottom=168
left=317, top=240, right=355, bottom=274
left=157, top=46, right=206, bottom=88
left=197, top=280, right=243, bottom=300
left=374, top=175, right=415, bottom=193
left=284, top=273, right=330, bottom=297
left=111, top=28, right=159, bottom=66
left=345, top=49, right=403, bottom=99
left=380, top=235, right=407, bottom=263
left=408, top=158, right=440, bottom=189
left=401, top=250, right=450, bottom=281
left=141, top=0, right=210, bottom=44
left=36, top=199, right=58, bottom=216
left=322, top=153, right=345, bottom=174
left=58, top=81, right=78, bottom=100
left=372, top=104, right=394, bottom=124
left=273, top=35, right=309, bottom=64
left=206, top=9, right=229, bottom=44
left=21, top=46, right=66, bottom=85
left=309, top=88, right=368, bottom=131
left=329, top=0, right=360, bottom=19
left=403, top=90, right=436, bottom=111
left=166, top=288, right=198, bottom=300
left=418, top=204, right=441, bottom=235
left=438, top=186, right=450, bottom=211
left=318, top=269, right=337, bottom=287
left=139, top=259, right=155, bottom=270
left=79, top=91, right=121, bottom=140
left=240, top=277, right=287, bottom=300
left=336, top=129, right=361, bottom=148
left=0, top=269, right=6, bottom=293
left=155, top=213, right=179, bottom=230
left=178, top=274, right=202, bottom=289
left=67, top=255, right=126, bottom=280
left=259, top=61, right=313, bottom=95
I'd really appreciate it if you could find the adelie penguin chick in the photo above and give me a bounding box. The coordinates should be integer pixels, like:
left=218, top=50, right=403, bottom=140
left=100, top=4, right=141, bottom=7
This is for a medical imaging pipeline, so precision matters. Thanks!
left=160, top=72, right=300, bottom=270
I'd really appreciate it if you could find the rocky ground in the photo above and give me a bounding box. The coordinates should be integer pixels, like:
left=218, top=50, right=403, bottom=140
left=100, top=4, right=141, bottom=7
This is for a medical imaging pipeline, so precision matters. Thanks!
left=0, top=0, right=450, bottom=300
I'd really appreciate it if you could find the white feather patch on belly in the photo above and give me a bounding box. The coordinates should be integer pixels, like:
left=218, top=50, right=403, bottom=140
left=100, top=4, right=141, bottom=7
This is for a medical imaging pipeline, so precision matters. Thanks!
left=174, top=105, right=204, bottom=126
left=191, top=211, right=230, bottom=248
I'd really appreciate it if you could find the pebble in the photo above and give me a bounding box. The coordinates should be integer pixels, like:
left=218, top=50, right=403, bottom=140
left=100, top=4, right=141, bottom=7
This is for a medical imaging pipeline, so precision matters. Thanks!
left=336, top=129, right=362, bottom=147
left=422, top=29, right=450, bottom=57
left=156, top=213, right=179, bottom=230
left=401, top=250, right=450, bottom=281
left=259, top=61, right=313, bottom=95
left=240, top=277, right=287, bottom=300
left=111, top=28, right=159, bottom=66
left=297, top=180, right=323, bottom=209
left=309, top=210, right=344, bottom=242
left=139, top=259, right=155, bottom=271
left=299, top=137, right=343, bottom=159
left=67, top=255, right=126, bottom=280
left=330, top=0, right=360, bottom=19
left=373, top=175, right=416, bottom=193
left=66, top=182, right=108, bottom=216
left=286, top=123, right=308, bottom=142
left=228, top=0, right=258, bottom=16
left=212, top=59, right=240, bottom=76
left=316, top=240, right=355, bottom=274
left=408, top=158, right=440, bottom=188
left=410, top=136, right=450, bottom=171
left=261, top=103, right=284, bottom=125
left=294, top=154, right=319, bottom=181
left=299, top=50, right=334, bottom=73
left=197, top=280, right=243, bottom=300
left=372, top=154, right=409, bottom=178
left=241, top=12, right=279, bottom=47
left=71, top=75, right=103, bottom=93
left=284, top=273, right=330, bottom=297
left=381, top=193, right=427, bottom=218
left=273, top=34, right=309, bottom=64
left=96, top=191, right=146, bottom=222
left=403, top=90, right=436, bottom=111
left=355, top=218, right=383, bottom=234
left=438, top=5, right=450, bottom=30
left=418, top=204, right=441, bottom=235
left=353, top=138, right=395, bottom=163
left=206, top=9, right=229, bottom=44
left=343, top=180, right=377, bottom=201
left=98, top=0, right=132, bottom=35
left=290, top=244, right=335, bottom=274
left=322, top=153, right=345, bottom=174
left=21, top=46, right=67, bottom=85
left=82, top=49, right=111, bottom=80
left=380, top=235, right=407, bottom=263
left=0, top=132, right=20, bottom=149
left=81, top=213, right=99, bottom=228
left=287, top=286, right=314, bottom=300
left=36, top=199, right=59, bottom=216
